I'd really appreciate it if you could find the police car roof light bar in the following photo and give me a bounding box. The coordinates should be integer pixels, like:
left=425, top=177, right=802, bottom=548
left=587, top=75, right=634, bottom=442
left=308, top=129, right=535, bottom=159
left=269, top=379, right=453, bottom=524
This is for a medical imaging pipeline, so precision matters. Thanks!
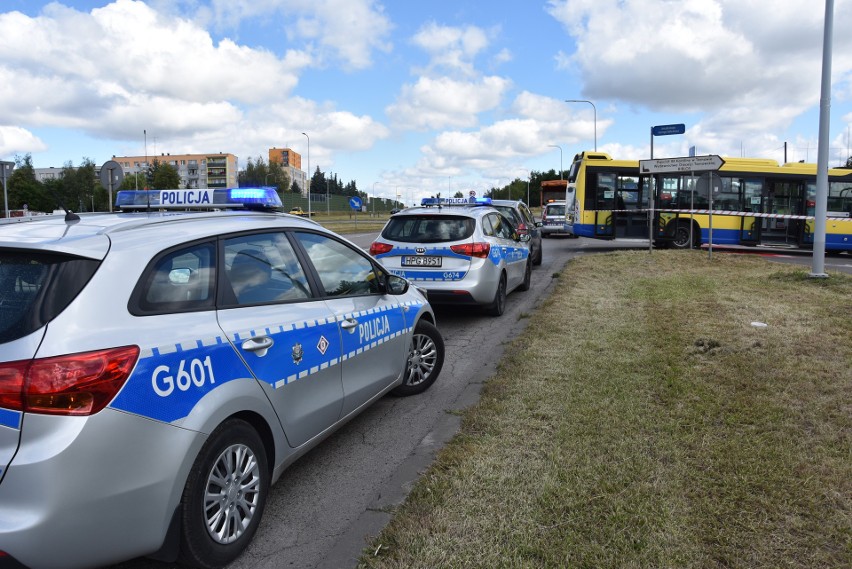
left=420, top=197, right=492, bottom=207
left=115, top=188, right=283, bottom=210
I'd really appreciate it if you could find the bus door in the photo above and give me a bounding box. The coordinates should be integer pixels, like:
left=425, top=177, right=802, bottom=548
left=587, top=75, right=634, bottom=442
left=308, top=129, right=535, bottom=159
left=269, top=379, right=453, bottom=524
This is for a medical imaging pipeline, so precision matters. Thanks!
left=739, top=178, right=763, bottom=244
left=592, top=172, right=616, bottom=237
left=762, top=179, right=804, bottom=246
left=613, top=176, right=648, bottom=238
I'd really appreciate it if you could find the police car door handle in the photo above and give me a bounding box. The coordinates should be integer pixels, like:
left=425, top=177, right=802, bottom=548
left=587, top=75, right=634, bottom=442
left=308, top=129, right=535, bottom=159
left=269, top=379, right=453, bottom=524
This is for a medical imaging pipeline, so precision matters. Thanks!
left=340, top=318, right=358, bottom=332
left=242, top=336, right=274, bottom=356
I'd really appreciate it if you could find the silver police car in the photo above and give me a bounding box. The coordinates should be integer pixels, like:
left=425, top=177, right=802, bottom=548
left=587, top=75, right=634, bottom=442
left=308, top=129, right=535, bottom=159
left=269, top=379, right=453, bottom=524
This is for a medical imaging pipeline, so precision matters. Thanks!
left=369, top=197, right=531, bottom=316
left=0, top=188, right=444, bottom=569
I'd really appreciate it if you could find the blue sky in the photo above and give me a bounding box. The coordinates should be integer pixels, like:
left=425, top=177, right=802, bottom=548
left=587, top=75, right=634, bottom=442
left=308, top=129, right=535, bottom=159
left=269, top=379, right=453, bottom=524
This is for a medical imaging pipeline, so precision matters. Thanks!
left=2, top=0, right=851, bottom=204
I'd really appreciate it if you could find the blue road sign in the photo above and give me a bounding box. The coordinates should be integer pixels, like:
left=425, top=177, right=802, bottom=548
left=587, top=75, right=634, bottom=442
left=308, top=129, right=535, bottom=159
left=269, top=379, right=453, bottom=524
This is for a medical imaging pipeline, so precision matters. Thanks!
left=349, top=196, right=363, bottom=210
left=652, top=123, right=686, bottom=136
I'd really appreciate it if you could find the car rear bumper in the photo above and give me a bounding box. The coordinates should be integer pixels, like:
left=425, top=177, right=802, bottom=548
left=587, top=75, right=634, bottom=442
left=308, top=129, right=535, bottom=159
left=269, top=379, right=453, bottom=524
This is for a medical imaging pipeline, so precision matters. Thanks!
left=0, top=409, right=203, bottom=569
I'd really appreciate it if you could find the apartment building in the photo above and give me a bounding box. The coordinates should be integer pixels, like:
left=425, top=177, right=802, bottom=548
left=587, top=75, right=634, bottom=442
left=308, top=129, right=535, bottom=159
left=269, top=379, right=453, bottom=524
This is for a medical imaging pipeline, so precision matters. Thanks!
left=269, top=147, right=308, bottom=195
left=110, top=153, right=238, bottom=189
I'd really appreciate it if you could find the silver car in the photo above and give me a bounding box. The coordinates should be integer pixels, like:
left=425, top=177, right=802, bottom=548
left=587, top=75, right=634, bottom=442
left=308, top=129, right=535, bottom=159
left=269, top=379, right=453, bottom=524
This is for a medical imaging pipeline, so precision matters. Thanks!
left=541, top=200, right=567, bottom=237
left=0, top=188, right=444, bottom=569
left=369, top=197, right=531, bottom=316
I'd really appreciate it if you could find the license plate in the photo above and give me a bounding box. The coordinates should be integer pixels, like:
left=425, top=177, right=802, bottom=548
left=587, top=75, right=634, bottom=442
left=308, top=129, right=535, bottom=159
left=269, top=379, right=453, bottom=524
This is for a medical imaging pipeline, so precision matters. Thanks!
left=401, top=255, right=442, bottom=267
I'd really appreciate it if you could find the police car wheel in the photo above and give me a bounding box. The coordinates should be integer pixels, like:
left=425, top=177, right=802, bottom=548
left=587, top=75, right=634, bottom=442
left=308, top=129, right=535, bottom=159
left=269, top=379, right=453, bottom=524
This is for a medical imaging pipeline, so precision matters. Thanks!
left=518, top=261, right=532, bottom=292
left=179, top=419, right=269, bottom=569
left=485, top=273, right=507, bottom=316
left=533, top=244, right=543, bottom=265
left=393, top=320, right=444, bottom=396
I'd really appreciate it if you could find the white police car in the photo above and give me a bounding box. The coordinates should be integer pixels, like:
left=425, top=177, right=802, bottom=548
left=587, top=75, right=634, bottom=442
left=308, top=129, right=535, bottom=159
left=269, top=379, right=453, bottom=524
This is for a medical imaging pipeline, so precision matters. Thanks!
left=369, top=197, right=531, bottom=316
left=0, top=188, right=444, bottom=569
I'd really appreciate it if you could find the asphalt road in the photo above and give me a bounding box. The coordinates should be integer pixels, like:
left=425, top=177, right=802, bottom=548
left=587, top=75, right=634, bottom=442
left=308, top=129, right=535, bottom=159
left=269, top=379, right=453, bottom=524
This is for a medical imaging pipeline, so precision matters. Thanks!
left=113, top=235, right=849, bottom=569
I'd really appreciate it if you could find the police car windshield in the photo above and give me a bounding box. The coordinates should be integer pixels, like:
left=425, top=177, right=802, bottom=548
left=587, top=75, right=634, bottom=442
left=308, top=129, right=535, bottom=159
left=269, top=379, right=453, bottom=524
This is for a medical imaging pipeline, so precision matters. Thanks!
left=382, top=216, right=475, bottom=243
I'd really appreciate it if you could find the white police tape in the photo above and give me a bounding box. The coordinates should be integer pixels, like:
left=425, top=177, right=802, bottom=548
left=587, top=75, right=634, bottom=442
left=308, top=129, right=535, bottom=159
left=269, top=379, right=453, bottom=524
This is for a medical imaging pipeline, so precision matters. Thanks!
left=588, top=208, right=852, bottom=221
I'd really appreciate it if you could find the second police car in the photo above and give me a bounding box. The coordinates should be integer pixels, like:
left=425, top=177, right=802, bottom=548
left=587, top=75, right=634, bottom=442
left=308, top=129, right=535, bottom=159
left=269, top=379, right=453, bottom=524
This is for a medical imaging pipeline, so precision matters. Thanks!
left=369, top=197, right=532, bottom=316
left=0, top=188, right=444, bottom=569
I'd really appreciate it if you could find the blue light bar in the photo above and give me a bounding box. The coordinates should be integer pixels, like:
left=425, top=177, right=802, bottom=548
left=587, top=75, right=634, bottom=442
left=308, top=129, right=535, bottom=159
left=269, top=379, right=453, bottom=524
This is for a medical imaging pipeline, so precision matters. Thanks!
left=420, top=197, right=492, bottom=207
left=115, top=188, right=282, bottom=210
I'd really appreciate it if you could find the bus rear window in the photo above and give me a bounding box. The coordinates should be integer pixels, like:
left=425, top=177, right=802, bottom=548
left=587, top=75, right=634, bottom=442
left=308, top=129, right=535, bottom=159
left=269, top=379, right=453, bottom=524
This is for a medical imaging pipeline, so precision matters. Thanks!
left=0, top=252, right=99, bottom=343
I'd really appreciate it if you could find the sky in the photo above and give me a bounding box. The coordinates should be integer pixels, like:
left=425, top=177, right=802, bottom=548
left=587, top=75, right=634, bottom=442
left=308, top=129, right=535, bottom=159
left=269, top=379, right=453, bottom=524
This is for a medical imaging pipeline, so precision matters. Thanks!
left=2, top=0, right=852, bottom=205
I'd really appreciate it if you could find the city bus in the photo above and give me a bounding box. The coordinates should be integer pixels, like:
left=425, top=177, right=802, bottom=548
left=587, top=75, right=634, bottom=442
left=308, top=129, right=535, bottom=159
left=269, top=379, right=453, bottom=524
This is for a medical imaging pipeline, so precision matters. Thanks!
left=563, top=151, right=852, bottom=252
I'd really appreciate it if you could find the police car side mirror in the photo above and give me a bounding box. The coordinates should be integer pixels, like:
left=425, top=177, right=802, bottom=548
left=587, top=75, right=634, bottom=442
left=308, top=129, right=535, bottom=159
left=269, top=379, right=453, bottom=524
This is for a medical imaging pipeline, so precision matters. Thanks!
left=385, top=274, right=409, bottom=295
left=517, top=233, right=531, bottom=243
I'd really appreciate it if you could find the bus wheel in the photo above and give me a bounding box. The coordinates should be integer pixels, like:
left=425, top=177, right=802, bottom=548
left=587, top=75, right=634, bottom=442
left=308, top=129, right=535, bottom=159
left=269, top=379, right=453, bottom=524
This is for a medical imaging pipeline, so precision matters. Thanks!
left=670, top=222, right=696, bottom=249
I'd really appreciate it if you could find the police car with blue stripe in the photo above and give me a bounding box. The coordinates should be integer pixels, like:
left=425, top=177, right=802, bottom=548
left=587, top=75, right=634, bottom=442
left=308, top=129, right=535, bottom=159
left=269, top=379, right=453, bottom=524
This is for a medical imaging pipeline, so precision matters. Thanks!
left=0, top=188, right=444, bottom=569
left=369, top=197, right=531, bottom=316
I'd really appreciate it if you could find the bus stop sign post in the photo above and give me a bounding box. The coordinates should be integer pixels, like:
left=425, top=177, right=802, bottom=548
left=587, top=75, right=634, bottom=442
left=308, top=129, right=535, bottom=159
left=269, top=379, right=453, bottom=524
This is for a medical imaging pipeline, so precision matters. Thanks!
left=648, top=124, right=686, bottom=252
left=639, top=154, right=724, bottom=257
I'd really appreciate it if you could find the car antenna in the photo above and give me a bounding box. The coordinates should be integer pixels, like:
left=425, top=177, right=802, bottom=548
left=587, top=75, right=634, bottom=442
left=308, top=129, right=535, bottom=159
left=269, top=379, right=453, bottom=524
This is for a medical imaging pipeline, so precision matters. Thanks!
left=44, top=184, right=80, bottom=223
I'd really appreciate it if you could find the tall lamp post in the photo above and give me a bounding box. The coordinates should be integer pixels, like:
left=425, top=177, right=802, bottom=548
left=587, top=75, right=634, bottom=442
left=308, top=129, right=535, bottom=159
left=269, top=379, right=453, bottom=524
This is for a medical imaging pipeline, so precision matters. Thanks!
left=548, top=145, right=563, bottom=180
left=1, top=161, right=14, bottom=218
left=301, top=132, right=311, bottom=217
left=372, top=182, right=378, bottom=216
left=566, top=99, right=597, bottom=151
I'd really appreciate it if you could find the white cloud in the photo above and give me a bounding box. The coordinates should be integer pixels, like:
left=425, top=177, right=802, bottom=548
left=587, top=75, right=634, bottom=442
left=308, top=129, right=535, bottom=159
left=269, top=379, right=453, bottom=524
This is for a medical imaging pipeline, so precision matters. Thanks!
left=546, top=0, right=852, bottom=158
left=387, top=76, right=511, bottom=130
left=411, top=22, right=493, bottom=75
left=204, top=0, right=392, bottom=69
left=0, top=126, right=47, bottom=156
left=408, top=92, right=598, bottom=180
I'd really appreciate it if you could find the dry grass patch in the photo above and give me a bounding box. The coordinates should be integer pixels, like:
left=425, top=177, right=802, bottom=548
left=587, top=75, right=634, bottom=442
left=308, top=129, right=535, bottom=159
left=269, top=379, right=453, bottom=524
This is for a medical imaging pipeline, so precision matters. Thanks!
left=359, top=250, right=851, bottom=569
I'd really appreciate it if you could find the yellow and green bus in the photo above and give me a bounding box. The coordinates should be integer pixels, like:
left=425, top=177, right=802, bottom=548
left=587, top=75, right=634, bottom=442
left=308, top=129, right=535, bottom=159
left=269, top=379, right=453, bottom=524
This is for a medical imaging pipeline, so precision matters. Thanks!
left=564, top=151, right=852, bottom=252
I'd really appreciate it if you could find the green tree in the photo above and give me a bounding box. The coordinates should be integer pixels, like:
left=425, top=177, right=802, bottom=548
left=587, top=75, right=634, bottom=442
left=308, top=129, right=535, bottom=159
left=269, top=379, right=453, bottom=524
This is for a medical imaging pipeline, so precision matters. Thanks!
left=60, top=159, right=98, bottom=212
left=7, top=154, right=51, bottom=213
left=148, top=159, right=181, bottom=190
left=268, top=161, right=289, bottom=195
left=120, top=172, right=147, bottom=191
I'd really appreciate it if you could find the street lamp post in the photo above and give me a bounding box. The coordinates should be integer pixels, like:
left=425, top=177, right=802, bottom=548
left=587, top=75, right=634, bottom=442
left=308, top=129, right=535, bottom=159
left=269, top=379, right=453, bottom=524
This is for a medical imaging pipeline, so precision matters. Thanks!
left=1, top=161, right=14, bottom=219
left=548, top=145, right=563, bottom=180
left=372, top=182, right=378, bottom=216
left=566, top=99, right=597, bottom=151
left=301, top=132, right=311, bottom=217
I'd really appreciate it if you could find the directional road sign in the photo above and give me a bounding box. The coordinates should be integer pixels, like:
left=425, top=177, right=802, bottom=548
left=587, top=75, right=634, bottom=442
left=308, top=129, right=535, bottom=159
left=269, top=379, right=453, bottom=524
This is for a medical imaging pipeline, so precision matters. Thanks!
left=639, top=155, right=725, bottom=174
left=349, top=196, right=363, bottom=210
left=651, top=123, right=686, bottom=136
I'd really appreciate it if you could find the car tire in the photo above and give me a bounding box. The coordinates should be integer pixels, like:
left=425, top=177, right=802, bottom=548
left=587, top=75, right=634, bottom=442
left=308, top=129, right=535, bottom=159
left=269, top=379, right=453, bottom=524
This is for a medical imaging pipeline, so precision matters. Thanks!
left=485, top=273, right=507, bottom=316
left=533, top=242, right=543, bottom=266
left=518, top=260, right=532, bottom=292
left=179, top=419, right=269, bottom=569
left=392, top=319, right=444, bottom=396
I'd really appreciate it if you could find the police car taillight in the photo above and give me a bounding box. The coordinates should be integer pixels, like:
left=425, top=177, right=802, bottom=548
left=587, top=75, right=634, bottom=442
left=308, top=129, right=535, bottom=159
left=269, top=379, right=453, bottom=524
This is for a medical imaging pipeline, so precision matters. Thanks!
left=0, top=346, right=139, bottom=416
left=450, top=242, right=490, bottom=258
left=115, top=187, right=282, bottom=210
left=369, top=242, right=393, bottom=256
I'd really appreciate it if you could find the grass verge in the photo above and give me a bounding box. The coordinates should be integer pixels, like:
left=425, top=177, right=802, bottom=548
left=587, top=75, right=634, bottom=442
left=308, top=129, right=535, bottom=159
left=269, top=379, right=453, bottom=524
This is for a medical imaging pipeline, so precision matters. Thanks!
left=358, top=250, right=852, bottom=568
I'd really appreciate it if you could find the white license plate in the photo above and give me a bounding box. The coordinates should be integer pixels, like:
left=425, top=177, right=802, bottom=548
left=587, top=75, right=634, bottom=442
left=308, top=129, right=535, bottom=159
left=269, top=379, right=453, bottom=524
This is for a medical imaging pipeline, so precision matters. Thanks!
left=401, top=255, right=442, bottom=267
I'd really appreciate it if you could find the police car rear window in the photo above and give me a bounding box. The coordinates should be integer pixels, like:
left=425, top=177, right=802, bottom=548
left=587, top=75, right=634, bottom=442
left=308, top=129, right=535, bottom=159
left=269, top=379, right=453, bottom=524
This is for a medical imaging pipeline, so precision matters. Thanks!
left=546, top=204, right=566, bottom=215
left=0, top=252, right=99, bottom=344
left=381, top=216, right=475, bottom=243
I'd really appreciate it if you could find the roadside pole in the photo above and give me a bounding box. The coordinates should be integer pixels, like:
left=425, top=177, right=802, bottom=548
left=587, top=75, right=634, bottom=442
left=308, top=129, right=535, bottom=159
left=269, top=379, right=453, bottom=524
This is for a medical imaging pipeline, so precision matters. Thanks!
left=647, top=124, right=686, bottom=252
